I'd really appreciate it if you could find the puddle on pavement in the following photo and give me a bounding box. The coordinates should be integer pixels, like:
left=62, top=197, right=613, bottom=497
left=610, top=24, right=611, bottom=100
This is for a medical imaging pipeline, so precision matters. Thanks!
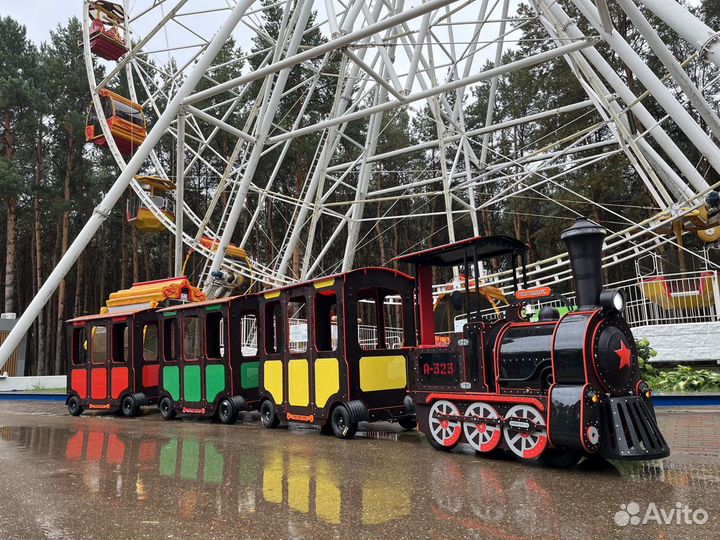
left=0, top=421, right=718, bottom=539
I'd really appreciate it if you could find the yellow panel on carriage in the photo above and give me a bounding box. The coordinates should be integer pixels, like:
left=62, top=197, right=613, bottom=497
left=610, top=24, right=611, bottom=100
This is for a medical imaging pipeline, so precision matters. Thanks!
left=314, top=358, right=339, bottom=408
left=264, top=360, right=284, bottom=404
left=288, top=359, right=309, bottom=407
left=359, top=355, right=407, bottom=392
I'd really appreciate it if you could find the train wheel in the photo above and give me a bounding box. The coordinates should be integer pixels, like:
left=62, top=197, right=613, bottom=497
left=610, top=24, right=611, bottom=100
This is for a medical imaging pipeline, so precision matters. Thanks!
left=330, top=405, right=358, bottom=439
left=463, top=402, right=501, bottom=453
left=159, top=397, right=176, bottom=420
left=67, top=396, right=83, bottom=416
left=398, top=416, right=417, bottom=431
left=121, top=395, right=139, bottom=418
left=503, top=404, right=547, bottom=459
left=260, top=400, right=280, bottom=429
left=428, top=400, right=462, bottom=449
left=217, top=398, right=238, bottom=425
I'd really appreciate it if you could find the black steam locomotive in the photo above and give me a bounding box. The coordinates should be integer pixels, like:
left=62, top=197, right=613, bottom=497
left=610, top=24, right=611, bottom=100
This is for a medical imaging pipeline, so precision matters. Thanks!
left=398, top=217, right=670, bottom=467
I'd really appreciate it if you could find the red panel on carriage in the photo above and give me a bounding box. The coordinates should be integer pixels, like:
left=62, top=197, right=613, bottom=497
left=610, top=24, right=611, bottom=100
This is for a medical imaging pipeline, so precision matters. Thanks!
left=91, top=368, right=108, bottom=400
left=142, top=364, right=159, bottom=388
left=71, top=369, right=87, bottom=399
left=111, top=367, right=129, bottom=399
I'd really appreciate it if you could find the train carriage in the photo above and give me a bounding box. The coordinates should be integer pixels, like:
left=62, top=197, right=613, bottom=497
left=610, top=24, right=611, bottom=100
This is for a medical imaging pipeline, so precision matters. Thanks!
left=156, top=294, right=261, bottom=423
left=66, top=308, right=161, bottom=417
left=257, top=268, right=417, bottom=438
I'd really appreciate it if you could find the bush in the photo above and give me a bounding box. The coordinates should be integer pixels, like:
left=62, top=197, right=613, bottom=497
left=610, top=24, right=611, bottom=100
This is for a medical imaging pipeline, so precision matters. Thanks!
left=636, top=338, right=658, bottom=379
left=635, top=338, right=720, bottom=392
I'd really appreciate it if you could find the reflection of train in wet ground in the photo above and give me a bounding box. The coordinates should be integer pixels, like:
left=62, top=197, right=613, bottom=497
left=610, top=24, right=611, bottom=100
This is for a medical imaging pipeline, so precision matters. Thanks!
left=56, top=426, right=413, bottom=533
left=66, top=218, right=669, bottom=466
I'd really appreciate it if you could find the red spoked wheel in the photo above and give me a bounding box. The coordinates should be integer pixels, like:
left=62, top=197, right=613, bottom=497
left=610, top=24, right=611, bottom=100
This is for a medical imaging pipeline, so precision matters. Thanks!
left=463, top=402, right=502, bottom=453
left=502, top=404, right=547, bottom=459
left=428, top=400, right=462, bottom=449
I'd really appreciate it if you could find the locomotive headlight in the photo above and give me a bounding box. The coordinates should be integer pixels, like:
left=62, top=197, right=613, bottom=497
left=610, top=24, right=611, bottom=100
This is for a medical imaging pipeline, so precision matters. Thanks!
left=599, top=288, right=625, bottom=312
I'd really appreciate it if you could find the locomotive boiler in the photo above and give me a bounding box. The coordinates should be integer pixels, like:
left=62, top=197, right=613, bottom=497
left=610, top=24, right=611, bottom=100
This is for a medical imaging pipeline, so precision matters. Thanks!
left=399, top=217, right=670, bottom=467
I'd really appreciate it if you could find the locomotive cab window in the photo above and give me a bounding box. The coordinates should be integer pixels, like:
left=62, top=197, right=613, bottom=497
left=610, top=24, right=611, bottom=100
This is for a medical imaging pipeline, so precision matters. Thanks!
left=90, top=325, right=108, bottom=364
left=288, top=297, right=308, bottom=354
left=205, top=311, right=224, bottom=360
left=183, top=316, right=202, bottom=360
left=143, top=322, right=159, bottom=362
left=71, top=327, right=88, bottom=365
left=111, top=322, right=129, bottom=364
left=315, top=292, right=337, bottom=352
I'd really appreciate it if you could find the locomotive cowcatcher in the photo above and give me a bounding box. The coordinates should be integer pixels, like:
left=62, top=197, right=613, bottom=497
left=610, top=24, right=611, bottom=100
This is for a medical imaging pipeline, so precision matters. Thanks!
left=397, top=217, right=670, bottom=467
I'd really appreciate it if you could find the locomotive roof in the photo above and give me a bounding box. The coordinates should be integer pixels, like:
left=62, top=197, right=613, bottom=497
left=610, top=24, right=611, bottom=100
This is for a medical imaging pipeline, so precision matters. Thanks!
left=393, top=235, right=528, bottom=267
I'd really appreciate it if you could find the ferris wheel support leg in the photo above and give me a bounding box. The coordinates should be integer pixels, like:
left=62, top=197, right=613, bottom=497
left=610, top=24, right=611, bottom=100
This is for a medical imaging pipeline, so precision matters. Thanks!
left=570, top=0, right=720, bottom=178
left=616, top=0, right=720, bottom=142
left=175, top=110, right=186, bottom=277
left=539, top=0, right=709, bottom=195
left=0, top=0, right=255, bottom=371
left=638, top=0, right=720, bottom=69
left=204, top=0, right=315, bottom=292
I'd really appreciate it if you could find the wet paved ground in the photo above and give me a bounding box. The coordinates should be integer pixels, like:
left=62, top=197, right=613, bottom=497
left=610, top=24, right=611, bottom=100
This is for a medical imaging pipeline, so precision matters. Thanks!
left=0, top=402, right=718, bottom=540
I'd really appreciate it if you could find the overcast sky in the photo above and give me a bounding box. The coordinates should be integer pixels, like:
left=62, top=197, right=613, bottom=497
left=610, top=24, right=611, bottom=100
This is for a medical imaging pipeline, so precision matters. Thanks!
left=1, top=0, right=706, bottom=48
left=1, top=2, right=83, bottom=44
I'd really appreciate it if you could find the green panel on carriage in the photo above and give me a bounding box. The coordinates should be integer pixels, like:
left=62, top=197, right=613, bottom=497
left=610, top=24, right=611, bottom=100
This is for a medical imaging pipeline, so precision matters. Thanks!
left=163, top=366, right=180, bottom=401
left=241, top=361, right=259, bottom=389
left=205, top=364, right=225, bottom=403
left=181, top=438, right=200, bottom=480
left=159, top=438, right=178, bottom=477
left=203, top=443, right=224, bottom=484
left=183, top=365, right=201, bottom=402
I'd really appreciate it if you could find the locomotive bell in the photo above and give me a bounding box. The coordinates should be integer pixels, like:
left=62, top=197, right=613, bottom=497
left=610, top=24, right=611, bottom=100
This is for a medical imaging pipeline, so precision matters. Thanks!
left=561, top=217, right=607, bottom=309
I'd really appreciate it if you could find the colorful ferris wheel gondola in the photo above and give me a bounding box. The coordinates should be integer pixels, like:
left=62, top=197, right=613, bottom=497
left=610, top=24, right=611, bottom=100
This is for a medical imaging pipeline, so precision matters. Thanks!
left=127, top=176, right=175, bottom=233
left=85, top=89, right=147, bottom=156
left=88, top=1, right=128, bottom=61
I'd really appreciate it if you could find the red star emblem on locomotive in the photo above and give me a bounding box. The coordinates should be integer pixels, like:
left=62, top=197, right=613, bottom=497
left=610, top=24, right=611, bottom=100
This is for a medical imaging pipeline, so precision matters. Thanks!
left=614, top=340, right=632, bottom=370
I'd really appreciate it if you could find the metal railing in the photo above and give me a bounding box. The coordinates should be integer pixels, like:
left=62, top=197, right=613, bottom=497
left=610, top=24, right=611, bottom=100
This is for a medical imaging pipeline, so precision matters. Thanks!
left=453, top=271, right=720, bottom=329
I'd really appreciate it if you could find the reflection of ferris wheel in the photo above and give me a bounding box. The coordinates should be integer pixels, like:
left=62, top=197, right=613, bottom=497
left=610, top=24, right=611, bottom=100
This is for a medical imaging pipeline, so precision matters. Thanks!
left=2, top=0, right=720, bottom=364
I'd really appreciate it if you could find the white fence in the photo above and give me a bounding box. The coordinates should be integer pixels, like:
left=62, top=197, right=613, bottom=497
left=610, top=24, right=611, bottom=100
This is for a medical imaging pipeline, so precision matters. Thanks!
left=458, top=270, right=720, bottom=329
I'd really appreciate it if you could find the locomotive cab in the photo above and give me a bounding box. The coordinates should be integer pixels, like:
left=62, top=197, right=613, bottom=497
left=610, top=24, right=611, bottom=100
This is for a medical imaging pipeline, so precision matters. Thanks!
left=395, top=235, right=529, bottom=396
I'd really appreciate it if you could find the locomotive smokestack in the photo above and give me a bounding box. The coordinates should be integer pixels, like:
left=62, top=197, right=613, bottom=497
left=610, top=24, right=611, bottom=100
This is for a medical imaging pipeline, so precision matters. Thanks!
left=561, top=217, right=607, bottom=309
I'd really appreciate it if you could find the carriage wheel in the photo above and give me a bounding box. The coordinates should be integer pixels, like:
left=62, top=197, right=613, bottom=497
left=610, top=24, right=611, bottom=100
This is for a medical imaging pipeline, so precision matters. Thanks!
left=463, top=402, right=501, bottom=453
left=502, top=404, right=547, bottom=459
left=428, top=400, right=462, bottom=449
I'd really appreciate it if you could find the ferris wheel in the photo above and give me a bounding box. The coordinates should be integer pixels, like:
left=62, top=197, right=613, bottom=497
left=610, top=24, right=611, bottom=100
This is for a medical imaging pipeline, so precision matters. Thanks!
left=81, top=0, right=720, bottom=294
left=2, top=0, right=720, bottom=367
